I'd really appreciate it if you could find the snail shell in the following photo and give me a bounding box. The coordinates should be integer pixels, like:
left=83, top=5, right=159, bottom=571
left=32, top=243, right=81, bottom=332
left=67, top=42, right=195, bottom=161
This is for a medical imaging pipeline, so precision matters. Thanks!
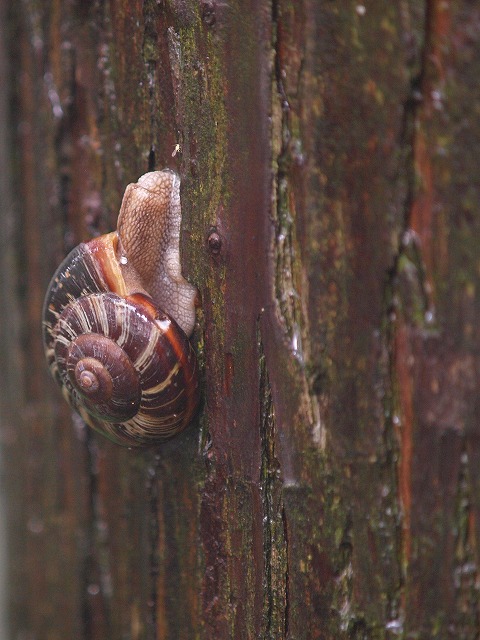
left=43, top=170, right=199, bottom=447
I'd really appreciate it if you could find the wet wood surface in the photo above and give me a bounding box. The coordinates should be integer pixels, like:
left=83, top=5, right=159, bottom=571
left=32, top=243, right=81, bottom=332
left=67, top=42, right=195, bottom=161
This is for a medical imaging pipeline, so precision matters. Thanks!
left=1, top=1, right=480, bottom=638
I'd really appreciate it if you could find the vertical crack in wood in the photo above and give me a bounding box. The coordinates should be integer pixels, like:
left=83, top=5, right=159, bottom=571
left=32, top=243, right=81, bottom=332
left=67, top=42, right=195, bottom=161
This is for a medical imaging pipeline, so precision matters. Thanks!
left=381, top=3, right=438, bottom=631
left=0, top=3, right=21, bottom=636
left=146, top=457, right=160, bottom=640
left=380, top=12, right=431, bottom=596
left=280, top=505, right=289, bottom=639
left=386, top=0, right=431, bottom=522
left=453, top=446, right=479, bottom=634
left=395, top=0, right=451, bottom=317
left=271, top=0, right=323, bottom=451
left=82, top=431, right=113, bottom=638
left=271, top=0, right=304, bottom=361
left=142, top=0, right=160, bottom=163
left=386, top=0, right=470, bottom=637
left=258, top=334, right=287, bottom=639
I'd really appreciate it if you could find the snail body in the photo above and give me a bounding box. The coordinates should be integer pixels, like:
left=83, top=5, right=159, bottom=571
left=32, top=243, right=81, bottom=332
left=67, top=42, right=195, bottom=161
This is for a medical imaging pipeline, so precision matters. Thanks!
left=43, top=171, right=199, bottom=447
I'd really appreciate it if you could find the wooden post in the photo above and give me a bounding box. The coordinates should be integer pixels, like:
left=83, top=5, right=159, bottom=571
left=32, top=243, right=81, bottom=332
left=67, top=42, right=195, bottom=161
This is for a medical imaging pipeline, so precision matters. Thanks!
left=1, top=1, right=480, bottom=638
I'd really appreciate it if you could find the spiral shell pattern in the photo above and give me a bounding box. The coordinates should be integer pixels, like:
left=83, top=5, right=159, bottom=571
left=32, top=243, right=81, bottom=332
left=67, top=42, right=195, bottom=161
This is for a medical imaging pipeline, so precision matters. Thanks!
left=43, top=236, right=199, bottom=446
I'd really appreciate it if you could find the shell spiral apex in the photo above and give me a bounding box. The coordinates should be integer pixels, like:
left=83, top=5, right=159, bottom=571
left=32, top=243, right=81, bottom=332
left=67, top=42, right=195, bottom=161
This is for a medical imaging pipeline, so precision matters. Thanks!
left=42, top=170, right=199, bottom=447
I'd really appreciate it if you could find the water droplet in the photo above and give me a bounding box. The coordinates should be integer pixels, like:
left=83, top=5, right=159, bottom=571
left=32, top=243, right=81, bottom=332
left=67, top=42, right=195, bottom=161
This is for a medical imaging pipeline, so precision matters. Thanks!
left=87, top=584, right=100, bottom=596
left=385, top=618, right=403, bottom=633
left=27, top=516, right=44, bottom=534
left=431, top=89, right=443, bottom=110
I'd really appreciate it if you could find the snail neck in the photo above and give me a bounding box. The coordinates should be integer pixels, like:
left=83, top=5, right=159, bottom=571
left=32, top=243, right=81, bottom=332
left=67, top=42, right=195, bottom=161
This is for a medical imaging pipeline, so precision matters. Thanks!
left=116, top=170, right=196, bottom=336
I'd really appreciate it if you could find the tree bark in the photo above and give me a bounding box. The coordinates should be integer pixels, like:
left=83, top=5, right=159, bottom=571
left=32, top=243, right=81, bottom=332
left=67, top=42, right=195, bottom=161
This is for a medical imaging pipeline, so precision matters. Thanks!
left=1, top=1, right=480, bottom=638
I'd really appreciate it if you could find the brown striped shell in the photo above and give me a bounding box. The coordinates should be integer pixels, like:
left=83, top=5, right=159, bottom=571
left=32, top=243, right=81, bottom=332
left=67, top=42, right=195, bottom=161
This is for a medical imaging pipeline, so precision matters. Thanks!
left=42, top=171, right=199, bottom=447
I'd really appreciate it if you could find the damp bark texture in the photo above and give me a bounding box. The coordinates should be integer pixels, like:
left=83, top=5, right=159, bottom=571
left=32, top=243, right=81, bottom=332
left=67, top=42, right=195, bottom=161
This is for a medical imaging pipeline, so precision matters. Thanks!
left=1, top=1, right=480, bottom=638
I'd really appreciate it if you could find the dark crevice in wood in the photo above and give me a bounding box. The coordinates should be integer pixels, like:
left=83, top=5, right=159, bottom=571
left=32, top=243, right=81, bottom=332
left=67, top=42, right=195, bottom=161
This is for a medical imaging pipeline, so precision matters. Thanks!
left=269, top=3, right=293, bottom=634
left=146, top=457, right=160, bottom=640
left=259, top=333, right=286, bottom=639
left=271, top=0, right=302, bottom=350
left=142, top=0, right=160, bottom=168
left=82, top=431, right=112, bottom=638
left=380, top=4, right=434, bottom=631
left=388, top=1, right=435, bottom=321
left=382, top=3, right=451, bottom=635
left=148, top=145, right=156, bottom=173
left=0, top=3, right=23, bottom=638
left=259, top=356, right=274, bottom=637
left=80, top=443, right=94, bottom=640
left=380, top=300, right=406, bottom=630
left=387, top=2, right=430, bottom=280
left=453, top=444, right=480, bottom=635
left=272, top=0, right=289, bottom=112
left=281, top=505, right=289, bottom=639
left=55, top=63, right=76, bottom=252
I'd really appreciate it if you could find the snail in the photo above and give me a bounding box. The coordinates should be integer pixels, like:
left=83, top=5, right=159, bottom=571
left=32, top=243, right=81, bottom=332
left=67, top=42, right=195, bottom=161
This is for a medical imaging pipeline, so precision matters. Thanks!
left=42, top=170, right=200, bottom=447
